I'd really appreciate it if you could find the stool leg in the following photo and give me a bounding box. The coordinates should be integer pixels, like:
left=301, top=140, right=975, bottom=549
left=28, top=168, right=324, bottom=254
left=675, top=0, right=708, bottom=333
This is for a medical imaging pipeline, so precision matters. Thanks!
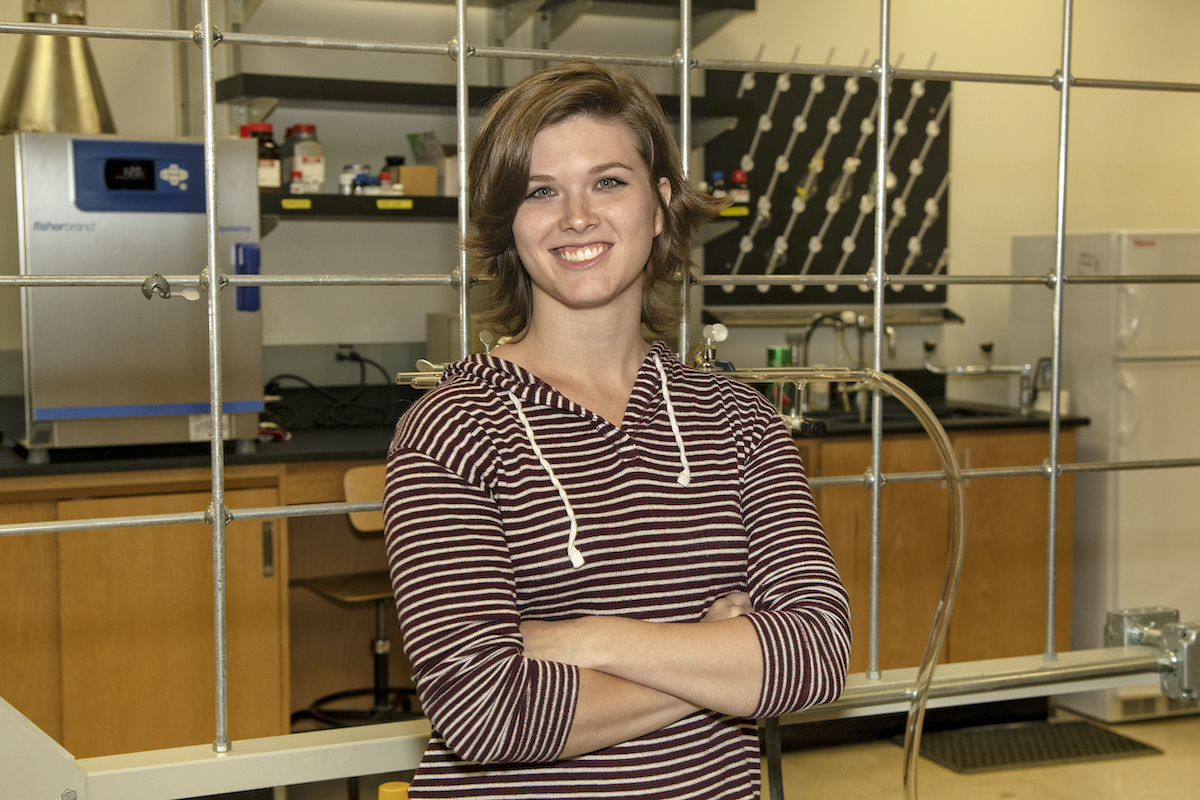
left=372, top=598, right=391, bottom=713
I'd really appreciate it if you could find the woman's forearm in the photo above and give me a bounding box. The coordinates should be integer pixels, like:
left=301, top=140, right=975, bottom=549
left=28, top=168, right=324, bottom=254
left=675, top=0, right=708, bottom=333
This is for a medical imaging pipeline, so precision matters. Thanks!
left=559, top=669, right=700, bottom=758
left=525, top=615, right=764, bottom=717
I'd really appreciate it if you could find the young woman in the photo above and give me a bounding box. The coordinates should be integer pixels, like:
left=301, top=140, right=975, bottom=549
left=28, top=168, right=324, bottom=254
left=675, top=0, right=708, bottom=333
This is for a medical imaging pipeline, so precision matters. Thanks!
left=383, top=60, right=851, bottom=798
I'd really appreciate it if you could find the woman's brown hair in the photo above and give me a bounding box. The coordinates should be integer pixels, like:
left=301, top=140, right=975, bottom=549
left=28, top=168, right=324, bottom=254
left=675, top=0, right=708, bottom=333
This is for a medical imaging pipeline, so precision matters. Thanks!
left=465, top=60, right=727, bottom=337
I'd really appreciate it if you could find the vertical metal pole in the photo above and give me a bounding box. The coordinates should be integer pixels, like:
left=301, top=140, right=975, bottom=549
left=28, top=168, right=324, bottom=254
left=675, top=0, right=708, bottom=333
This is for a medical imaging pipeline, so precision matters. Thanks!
left=1045, top=0, right=1074, bottom=662
left=198, top=0, right=231, bottom=754
left=455, top=0, right=471, bottom=359
left=867, top=0, right=892, bottom=681
left=677, top=0, right=693, bottom=359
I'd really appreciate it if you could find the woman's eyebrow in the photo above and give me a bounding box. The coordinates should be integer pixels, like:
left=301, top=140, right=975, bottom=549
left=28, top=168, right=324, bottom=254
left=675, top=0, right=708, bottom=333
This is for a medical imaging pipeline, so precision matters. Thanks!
left=527, top=161, right=635, bottom=183
left=591, top=161, right=634, bottom=174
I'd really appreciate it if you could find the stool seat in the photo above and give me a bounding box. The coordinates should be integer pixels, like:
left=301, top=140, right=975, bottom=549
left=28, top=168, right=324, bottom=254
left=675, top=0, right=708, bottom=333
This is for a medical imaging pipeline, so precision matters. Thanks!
left=293, top=570, right=393, bottom=605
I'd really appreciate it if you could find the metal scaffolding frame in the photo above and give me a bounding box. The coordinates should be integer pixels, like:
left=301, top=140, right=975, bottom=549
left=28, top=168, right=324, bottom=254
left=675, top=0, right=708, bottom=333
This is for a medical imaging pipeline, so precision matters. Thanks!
left=2, top=0, right=1199, bottom=797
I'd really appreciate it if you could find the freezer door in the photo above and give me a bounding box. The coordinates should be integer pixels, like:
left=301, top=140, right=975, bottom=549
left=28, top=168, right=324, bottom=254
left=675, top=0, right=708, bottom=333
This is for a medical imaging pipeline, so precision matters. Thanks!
left=1111, top=359, right=1200, bottom=622
left=1116, top=233, right=1200, bottom=354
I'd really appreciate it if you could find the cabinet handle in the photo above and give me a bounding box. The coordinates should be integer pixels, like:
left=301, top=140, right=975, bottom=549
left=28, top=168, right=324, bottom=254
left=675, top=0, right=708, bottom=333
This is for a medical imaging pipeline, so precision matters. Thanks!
left=262, top=521, right=275, bottom=577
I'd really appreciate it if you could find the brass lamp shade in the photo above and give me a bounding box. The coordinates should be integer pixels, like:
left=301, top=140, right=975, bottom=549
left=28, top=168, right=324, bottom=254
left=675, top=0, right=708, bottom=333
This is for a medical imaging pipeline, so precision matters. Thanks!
left=0, top=1, right=116, bottom=134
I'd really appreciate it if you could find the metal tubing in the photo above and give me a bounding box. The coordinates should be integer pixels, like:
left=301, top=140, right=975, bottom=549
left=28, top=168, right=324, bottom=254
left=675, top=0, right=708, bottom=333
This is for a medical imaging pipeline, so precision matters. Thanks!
left=4, top=19, right=1200, bottom=95
left=1044, top=0, right=1075, bottom=665
left=677, top=0, right=693, bottom=359
left=7, top=271, right=1200, bottom=290
left=5, top=20, right=1200, bottom=96
left=196, top=0, right=231, bottom=755
left=868, top=0, right=892, bottom=684
left=4, top=452, right=1196, bottom=540
left=454, top=0, right=470, bottom=360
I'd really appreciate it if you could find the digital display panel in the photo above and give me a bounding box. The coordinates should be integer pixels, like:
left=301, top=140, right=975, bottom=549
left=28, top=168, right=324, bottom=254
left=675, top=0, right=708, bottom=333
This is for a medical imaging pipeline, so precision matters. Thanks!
left=104, top=159, right=156, bottom=191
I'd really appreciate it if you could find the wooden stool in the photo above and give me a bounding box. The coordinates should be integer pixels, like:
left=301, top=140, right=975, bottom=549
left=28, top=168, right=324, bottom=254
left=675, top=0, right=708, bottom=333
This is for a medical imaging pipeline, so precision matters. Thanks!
left=292, top=464, right=419, bottom=728
left=291, top=570, right=419, bottom=726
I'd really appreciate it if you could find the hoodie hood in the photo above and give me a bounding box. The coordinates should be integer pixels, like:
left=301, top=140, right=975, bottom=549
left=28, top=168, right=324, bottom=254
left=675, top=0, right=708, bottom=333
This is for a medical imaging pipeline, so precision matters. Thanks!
left=442, top=341, right=691, bottom=569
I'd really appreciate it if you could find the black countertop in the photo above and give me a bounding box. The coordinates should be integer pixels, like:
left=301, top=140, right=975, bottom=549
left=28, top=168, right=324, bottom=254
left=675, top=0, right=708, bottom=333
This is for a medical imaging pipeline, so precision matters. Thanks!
left=0, top=379, right=1088, bottom=479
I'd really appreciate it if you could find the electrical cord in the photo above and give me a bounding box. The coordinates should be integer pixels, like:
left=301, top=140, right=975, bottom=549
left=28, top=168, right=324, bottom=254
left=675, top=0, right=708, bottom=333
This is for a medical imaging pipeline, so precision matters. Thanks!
left=262, top=350, right=402, bottom=430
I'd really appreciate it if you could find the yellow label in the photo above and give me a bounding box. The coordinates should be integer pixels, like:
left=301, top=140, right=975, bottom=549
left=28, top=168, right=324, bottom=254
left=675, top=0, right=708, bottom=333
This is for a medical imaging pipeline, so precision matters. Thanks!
left=718, top=205, right=751, bottom=217
left=280, top=198, right=312, bottom=210
left=377, top=199, right=415, bottom=210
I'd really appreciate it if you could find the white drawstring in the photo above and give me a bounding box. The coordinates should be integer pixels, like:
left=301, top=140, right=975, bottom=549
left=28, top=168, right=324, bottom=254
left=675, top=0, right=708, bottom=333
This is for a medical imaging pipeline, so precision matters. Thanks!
left=654, top=355, right=692, bottom=487
left=509, top=391, right=585, bottom=569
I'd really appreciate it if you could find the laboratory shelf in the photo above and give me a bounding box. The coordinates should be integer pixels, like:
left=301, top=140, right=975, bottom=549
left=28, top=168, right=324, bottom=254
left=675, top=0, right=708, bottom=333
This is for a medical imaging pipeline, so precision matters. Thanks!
left=260, top=192, right=458, bottom=221
left=215, top=74, right=751, bottom=141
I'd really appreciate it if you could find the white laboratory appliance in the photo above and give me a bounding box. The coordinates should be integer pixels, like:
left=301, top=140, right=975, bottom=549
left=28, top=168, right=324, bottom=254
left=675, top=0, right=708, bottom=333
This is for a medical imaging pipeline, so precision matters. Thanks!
left=0, top=132, right=263, bottom=459
left=1011, top=231, right=1200, bottom=722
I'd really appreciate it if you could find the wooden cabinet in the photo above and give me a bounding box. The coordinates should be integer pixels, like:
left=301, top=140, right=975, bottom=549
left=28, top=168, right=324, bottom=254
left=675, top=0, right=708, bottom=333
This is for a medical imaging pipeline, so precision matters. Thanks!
left=0, top=467, right=289, bottom=758
left=0, top=501, right=61, bottom=743
left=811, top=428, right=1075, bottom=674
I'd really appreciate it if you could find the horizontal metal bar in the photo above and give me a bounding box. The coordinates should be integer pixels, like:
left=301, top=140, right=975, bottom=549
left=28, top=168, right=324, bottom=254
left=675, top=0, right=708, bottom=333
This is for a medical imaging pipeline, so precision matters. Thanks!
left=783, top=646, right=1165, bottom=723
left=0, top=511, right=207, bottom=538
left=221, top=30, right=449, bottom=56
left=5, top=455, right=1197, bottom=538
left=4, top=21, right=1199, bottom=97
left=810, top=455, right=1200, bottom=488
left=0, top=502, right=376, bottom=538
left=0, top=274, right=459, bottom=288
left=0, top=20, right=194, bottom=44
left=1115, top=351, right=1200, bottom=363
left=226, top=274, right=458, bottom=287
left=694, top=273, right=1200, bottom=288
left=5, top=272, right=1199, bottom=291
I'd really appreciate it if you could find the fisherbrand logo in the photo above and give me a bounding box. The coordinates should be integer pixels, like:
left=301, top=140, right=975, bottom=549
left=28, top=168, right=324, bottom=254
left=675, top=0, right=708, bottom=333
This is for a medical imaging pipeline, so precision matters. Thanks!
left=33, top=221, right=97, bottom=233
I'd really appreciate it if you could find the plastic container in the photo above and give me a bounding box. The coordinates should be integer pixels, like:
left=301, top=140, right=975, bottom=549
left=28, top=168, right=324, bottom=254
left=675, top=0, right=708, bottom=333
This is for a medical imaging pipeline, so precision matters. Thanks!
left=281, top=124, right=325, bottom=193
left=340, top=163, right=371, bottom=195
left=240, top=122, right=281, bottom=191
left=710, top=170, right=728, bottom=198
left=730, top=169, right=750, bottom=204
left=378, top=781, right=410, bottom=800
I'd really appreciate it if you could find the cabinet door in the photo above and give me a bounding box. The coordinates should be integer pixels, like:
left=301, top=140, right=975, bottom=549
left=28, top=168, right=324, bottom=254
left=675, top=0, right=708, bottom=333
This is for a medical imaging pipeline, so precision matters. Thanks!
left=0, top=501, right=61, bottom=742
left=946, top=429, right=1074, bottom=662
left=818, top=435, right=949, bottom=673
left=56, top=488, right=287, bottom=757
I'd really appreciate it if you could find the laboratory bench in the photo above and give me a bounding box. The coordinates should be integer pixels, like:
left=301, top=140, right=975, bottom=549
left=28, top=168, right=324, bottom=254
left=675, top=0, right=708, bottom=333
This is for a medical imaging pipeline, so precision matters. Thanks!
left=0, top=387, right=1087, bottom=758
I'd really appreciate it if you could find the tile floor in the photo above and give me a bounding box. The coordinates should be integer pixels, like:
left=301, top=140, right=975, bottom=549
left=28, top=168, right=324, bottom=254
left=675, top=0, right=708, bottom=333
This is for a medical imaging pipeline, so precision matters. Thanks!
left=268, top=708, right=1200, bottom=800
left=770, top=710, right=1200, bottom=800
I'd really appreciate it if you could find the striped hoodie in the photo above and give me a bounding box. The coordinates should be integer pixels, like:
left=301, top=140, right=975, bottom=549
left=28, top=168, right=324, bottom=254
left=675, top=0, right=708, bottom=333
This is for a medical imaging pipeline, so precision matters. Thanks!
left=383, top=340, right=851, bottom=798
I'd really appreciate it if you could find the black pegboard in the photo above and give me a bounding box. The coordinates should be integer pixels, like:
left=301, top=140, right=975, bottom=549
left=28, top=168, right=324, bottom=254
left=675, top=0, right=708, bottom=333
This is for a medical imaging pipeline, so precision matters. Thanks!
left=703, top=68, right=951, bottom=307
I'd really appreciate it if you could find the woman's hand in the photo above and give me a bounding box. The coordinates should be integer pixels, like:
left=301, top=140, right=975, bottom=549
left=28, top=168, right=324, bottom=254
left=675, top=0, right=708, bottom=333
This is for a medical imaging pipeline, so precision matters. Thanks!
left=702, top=591, right=753, bottom=622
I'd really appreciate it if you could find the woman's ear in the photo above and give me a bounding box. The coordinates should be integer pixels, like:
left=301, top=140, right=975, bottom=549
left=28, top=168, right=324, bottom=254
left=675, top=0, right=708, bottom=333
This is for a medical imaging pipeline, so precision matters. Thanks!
left=654, top=176, right=671, bottom=237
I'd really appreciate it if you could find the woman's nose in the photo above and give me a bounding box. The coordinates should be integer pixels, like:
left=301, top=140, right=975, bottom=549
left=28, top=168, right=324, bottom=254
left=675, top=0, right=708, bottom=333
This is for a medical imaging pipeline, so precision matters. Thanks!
left=561, top=192, right=597, bottom=230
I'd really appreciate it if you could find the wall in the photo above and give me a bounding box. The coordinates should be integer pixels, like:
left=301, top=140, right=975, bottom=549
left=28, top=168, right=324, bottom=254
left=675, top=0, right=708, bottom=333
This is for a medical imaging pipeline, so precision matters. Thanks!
left=1, top=0, right=1197, bottom=401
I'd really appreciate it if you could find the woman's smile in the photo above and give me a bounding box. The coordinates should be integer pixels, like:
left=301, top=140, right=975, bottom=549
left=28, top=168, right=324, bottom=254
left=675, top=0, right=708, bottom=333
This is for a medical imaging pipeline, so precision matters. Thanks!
left=554, top=243, right=612, bottom=264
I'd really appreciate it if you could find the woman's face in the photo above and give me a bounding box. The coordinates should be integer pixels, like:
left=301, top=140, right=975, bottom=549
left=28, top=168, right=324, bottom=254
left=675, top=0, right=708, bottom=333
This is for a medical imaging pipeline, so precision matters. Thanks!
left=512, top=115, right=669, bottom=323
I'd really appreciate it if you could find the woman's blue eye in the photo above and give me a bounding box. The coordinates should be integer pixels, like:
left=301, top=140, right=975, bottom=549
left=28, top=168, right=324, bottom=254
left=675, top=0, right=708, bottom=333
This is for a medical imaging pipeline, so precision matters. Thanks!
left=527, top=186, right=553, bottom=199
left=597, top=177, right=625, bottom=189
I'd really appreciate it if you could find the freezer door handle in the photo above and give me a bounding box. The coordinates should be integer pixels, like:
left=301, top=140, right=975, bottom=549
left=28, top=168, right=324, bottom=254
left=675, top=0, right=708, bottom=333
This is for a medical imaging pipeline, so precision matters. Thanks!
left=1117, top=287, right=1140, bottom=350
left=1116, top=369, right=1139, bottom=446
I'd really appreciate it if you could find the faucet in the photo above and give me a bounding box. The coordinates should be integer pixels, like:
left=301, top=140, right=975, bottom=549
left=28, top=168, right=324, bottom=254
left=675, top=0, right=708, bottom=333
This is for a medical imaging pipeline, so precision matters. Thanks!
left=788, top=313, right=844, bottom=368
left=923, top=340, right=1037, bottom=415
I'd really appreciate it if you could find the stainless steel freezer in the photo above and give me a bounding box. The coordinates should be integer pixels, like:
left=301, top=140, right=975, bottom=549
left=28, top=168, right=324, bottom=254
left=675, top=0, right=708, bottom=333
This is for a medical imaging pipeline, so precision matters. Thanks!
left=0, top=132, right=263, bottom=458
